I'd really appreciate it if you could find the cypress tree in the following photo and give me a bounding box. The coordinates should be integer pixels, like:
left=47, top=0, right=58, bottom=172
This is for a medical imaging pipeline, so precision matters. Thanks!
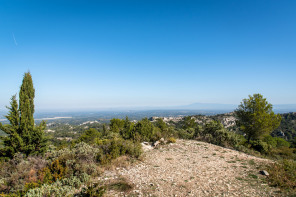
left=0, top=95, right=23, bottom=157
left=0, top=72, right=47, bottom=158
left=19, top=72, right=35, bottom=137
left=19, top=72, right=36, bottom=155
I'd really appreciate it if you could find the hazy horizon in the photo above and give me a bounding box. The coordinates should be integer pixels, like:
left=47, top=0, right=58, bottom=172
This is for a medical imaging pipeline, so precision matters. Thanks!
left=1, top=0, right=295, bottom=111
left=1, top=102, right=296, bottom=114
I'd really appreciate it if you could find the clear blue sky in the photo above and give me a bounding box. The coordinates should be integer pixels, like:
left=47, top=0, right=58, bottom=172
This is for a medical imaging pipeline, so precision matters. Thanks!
left=1, top=0, right=295, bottom=111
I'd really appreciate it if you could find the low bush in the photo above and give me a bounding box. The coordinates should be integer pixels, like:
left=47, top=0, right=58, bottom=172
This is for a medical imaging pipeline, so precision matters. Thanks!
left=267, top=159, right=296, bottom=194
left=263, top=135, right=290, bottom=149
left=25, top=174, right=90, bottom=197
left=177, top=129, right=194, bottom=139
left=74, top=128, right=101, bottom=144
left=167, top=137, right=176, bottom=143
left=47, top=142, right=100, bottom=178
left=269, top=147, right=296, bottom=160
left=96, top=138, right=142, bottom=164
left=250, top=140, right=270, bottom=154
left=195, top=121, right=243, bottom=148
left=263, top=135, right=277, bottom=148
left=79, top=182, right=105, bottom=197
left=149, top=128, right=162, bottom=142
left=275, top=137, right=290, bottom=148
left=107, top=180, right=133, bottom=192
left=0, top=153, right=47, bottom=194
left=133, top=118, right=155, bottom=142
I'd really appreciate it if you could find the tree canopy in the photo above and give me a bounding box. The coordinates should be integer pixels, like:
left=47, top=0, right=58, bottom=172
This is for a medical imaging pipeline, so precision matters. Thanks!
left=235, top=93, right=282, bottom=142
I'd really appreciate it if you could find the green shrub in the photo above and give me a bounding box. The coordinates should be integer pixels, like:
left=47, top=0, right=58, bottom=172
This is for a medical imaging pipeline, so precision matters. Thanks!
left=26, top=180, right=72, bottom=197
left=263, top=136, right=290, bottom=148
left=261, top=135, right=294, bottom=158
left=38, top=167, right=53, bottom=184
left=25, top=173, right=90, bottom=197
left=195, top=121, right=243, bottom=148
left=161, top=127, right=177, bottom=140
left=50, top=160, right=68, bottom=182
left=250, top=140, right=270, bottom=154
left=167, top=137, right=176, bottom=143
left=75, top=128, right=101, bottom=144
left=274, top=137, right=290, bottom=148
left=110, top=119, right=125, bottom=133
left=154, top=118, right=167, bottom=131
left=49, top=142, right=99, bottom=162
left=177, top=129, right=194, bottom=139
left=263, top=135, right=277, bottom=148
left=80, top=182, right=105, bottom=197
left=133, top=118, right=155, bottom=142
left=109, top=117, right=176, bottom=142
left=47, top=142, right=100, bottom=177
left=120, top=117, right=135, bottom=140
left=181, top=116, right=196, bottom=129
left=150, top=128, right=162, bottom=142
left=96, top=138, right=142, bottom=164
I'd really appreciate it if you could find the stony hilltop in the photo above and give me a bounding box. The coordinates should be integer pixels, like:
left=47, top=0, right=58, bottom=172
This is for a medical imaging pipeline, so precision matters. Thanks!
left=101, top=140, right=279, bottom=197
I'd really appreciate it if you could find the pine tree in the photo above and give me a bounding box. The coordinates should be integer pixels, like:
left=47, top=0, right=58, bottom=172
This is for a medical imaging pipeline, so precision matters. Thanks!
left=0, top=72, right=47, bottom=158
left=235, top=93, right=282, bottom=142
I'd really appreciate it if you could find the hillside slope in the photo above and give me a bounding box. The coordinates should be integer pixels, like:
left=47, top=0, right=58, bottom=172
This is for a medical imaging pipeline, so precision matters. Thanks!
left=102, top=140, right=279, bottom=196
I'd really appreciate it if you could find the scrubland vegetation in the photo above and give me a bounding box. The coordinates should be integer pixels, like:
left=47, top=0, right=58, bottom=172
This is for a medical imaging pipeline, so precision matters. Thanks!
left=0, top=73, right=295, bottom=196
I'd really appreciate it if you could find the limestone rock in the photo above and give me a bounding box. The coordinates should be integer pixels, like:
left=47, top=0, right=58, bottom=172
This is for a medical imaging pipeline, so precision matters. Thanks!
left=260, top=170, right=269, bottom=176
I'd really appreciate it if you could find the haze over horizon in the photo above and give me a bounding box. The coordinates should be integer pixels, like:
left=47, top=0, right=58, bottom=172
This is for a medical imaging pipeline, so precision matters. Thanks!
left=1, top=0, right=296, bottom=111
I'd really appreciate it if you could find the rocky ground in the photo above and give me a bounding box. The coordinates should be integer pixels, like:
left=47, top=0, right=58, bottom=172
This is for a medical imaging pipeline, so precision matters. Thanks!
left=100, top=140, right=280, bottom=197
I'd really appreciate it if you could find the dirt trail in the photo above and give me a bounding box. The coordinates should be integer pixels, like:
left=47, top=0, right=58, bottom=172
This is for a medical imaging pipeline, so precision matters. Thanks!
left=103, top=140, right=279, bottom=197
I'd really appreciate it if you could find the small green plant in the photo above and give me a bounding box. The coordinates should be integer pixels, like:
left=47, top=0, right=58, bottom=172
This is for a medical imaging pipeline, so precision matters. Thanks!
left=167, top=137, right=176, bottom=143
left=248, top=174, right=258, bottom=179
left=50, top=160, right=68, bottom=182
left=80, top=183, right=105, bottom=197
left=248, top=159, right=255, bottom=166
left=236, top=177, right=243, bottom=181
left=107, top=180, right=133, bottom=192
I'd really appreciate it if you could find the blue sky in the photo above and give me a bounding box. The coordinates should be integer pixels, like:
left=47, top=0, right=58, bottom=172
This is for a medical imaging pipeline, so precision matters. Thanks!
left=0, top=0, right=295, bottom=111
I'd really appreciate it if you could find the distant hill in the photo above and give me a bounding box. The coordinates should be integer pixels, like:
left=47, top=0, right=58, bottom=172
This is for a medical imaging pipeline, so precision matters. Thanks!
left=177, top=103, right=237, bottom=110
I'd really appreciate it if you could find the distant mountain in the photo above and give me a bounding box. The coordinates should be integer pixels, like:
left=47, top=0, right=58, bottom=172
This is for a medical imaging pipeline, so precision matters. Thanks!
left=2, top=103, right=295, bottom=117
left=177, top=103, right=237, bottom=110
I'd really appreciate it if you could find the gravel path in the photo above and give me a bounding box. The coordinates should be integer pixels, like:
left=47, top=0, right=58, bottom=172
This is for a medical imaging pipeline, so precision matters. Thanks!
left=104, top=140, right=279, bottom=197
